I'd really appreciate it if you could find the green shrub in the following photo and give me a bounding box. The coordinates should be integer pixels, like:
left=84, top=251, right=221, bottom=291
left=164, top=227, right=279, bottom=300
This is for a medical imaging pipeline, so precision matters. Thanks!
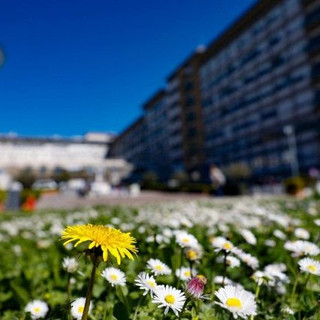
left=284, top=176, right=305, bottom=195
left=20, top=189, right=41, bottom=205
left=0, top=189, right=6, bottom=203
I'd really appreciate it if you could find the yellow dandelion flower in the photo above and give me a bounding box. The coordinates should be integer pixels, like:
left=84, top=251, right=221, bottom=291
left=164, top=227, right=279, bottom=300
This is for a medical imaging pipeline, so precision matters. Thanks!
left=61, top=224, right=138, bottom=264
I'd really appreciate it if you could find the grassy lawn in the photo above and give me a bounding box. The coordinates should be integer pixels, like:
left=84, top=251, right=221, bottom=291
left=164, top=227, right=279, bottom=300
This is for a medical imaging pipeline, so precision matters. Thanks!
left=0, top=197, right=320, bottom=319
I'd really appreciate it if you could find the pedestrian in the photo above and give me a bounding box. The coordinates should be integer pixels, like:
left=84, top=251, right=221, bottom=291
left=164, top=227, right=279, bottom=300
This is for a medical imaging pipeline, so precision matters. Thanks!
left=209, top=164, right=226, bottom=196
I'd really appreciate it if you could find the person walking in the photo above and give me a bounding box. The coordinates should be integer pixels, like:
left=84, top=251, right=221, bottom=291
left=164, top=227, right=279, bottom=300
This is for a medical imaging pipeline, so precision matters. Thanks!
left=209, top=164, right=226, bottom=196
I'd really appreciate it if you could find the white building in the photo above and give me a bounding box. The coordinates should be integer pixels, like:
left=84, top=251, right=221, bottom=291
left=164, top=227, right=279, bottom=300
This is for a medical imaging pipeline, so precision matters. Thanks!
left=0, top=133, right=131, bottom=184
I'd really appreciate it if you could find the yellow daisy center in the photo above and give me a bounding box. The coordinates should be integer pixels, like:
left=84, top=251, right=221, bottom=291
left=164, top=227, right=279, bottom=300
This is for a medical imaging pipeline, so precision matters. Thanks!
left=110, top=274, right=118, bottom=281
left=182, top=238, right=190, bottom=243
left=33, top=307, right=41, bottom=313
left=187, top=250, right=197, bottom=260
left=165, top=294, right=175, bottom=304
left=184, top=270, right=191, bottom=277
left=307, top=264, right=317, bottom=273
left=78, top=306, right=84, bottom=313
left=226, top=297, right=242, bottom=308
left=223, top=242, right=232, bottom=250
left=147, top=280, right=156, bottom=288
left=155, top=265, right=163, bottom=271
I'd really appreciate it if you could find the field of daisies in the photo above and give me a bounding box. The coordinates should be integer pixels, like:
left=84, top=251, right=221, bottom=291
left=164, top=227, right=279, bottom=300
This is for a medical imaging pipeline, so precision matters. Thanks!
left=1, top=197, right=320, bottom=319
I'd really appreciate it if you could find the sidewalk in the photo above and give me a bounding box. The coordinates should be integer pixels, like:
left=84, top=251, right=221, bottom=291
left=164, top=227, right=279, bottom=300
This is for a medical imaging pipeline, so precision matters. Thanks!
left=36, top=191, right=211, bottom=209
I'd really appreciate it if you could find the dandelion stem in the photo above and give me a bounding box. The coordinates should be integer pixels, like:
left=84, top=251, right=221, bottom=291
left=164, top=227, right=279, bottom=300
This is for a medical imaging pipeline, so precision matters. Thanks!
left=81, top=255, right=99, bottom=320
left=133, top=295, right=145, bottom=320
left=178, top=298, right=189, bottom=320
left=66, top=273, right=72, bottom=320
left=102, top=294, right=108, bottom=320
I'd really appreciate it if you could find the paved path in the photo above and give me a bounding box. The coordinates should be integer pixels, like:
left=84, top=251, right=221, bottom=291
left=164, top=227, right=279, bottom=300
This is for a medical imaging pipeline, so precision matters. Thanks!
left=36, top=191, right=211, bottom=210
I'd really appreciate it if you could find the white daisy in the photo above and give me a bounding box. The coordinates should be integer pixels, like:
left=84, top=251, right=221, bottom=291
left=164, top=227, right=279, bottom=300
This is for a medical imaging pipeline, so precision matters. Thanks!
left=314, top=219, right=320, bottom=227
left=294, top=228, right=310, bottom=240
left=147, top=258, right=172, bottom=276
left=71, top=297, right=92, bottom=320
left=152, top=285, right=186, bottom=316
left=101, top=267, right=126, bottom=286
left=264, top=263, right=288, bottom=284
left=217, top=255, right=240, bottom=268
left=276, top=284, right=287, bottom=295
left=25, top=300, right=49, bottom=319
left=163, top=228, right=174, bottom=238
left=298, top=258, right=320, bottom=275
left=156, top=234, right=170, bottom=244
left=185, top=246, right=203, bottom=261
left=13, top=245, right=22, bottom=256
left=227, top=256, right=241, bottom=268
left=214, top=276, right=233, bottom=285
left=211, top=236, right=234, bottom=253
left=265, top=239, right=276, bottom=247
left=273, top=229, right=286, bottom=240
left=233, top=248, right=259, bottom=269
left=240, top=229, right=257, bottom=245
left=284, top=240, right=320, bottom=257
left=282, top=306, right=294, bottom=315
left=62, top=257, right=78, bottom=273
left=215, top=285, right=257, bottom=319
left=252, top=271, right=275, bottom=286
left=175, top=230, right=199, bottom=249
left=175, top=267, right=196, bottom=281
left=135, top=272, right=157, bottom=296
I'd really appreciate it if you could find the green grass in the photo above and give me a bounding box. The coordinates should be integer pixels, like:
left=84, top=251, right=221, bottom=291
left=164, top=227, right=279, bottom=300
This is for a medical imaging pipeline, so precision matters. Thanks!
left=0, top=197, right=319, bottom=319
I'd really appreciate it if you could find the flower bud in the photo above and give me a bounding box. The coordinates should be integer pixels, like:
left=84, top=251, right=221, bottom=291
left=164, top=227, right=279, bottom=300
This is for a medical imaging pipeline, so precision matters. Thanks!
left=186, top=275, right=207, bottom=298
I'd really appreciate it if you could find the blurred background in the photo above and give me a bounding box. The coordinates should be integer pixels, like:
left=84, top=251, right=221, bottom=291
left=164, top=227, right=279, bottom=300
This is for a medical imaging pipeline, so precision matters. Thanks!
left=1, top=0, right=320, bottom=210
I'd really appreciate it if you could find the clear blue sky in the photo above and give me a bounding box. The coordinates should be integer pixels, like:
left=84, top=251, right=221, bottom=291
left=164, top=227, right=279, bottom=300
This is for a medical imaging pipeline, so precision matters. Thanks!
left=0, top=0, right=256, bottom=137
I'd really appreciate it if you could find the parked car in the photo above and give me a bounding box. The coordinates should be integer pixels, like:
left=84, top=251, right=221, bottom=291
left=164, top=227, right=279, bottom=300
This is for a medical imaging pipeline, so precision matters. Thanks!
left=32, top=179, right=58, bottom=191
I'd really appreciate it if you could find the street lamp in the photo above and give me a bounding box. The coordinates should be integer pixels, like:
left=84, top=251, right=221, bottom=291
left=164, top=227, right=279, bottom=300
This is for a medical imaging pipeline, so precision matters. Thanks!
left=283, top=125, right=299, bottom=177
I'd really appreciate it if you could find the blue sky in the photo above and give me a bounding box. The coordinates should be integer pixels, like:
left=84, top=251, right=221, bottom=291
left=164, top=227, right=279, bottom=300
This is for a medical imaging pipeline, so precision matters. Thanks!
left=0, top=0, right=256, bottom=137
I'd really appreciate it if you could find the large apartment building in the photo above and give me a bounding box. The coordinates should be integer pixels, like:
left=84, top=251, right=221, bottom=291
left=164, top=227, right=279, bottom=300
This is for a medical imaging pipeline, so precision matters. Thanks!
left=166, top=50, right=207, bottom=179
left=143, top=90, right=171, bottom=178
left=108, top=117, right=149, bottom=180
left=110, top=0, right=320, bottom=183
left=201, top=0, right=320, bottom=182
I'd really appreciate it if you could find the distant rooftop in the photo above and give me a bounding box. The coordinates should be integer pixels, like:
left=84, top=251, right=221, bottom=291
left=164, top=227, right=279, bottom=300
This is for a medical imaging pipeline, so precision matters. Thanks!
left=0, top=132, right=116, bottom=145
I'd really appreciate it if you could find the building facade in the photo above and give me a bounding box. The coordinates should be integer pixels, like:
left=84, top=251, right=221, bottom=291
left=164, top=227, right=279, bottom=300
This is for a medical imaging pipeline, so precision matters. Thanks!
left=0, top=133, right=131, bottom=184
left=166, top=49, right=207, bottom=180
left=143, top=90, right=171, bottom=179
left=200, top=0, right=320, bottom=182
left=110, top=0, right=320, bottom=183
left=109, top=117, right=149, bottom=180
